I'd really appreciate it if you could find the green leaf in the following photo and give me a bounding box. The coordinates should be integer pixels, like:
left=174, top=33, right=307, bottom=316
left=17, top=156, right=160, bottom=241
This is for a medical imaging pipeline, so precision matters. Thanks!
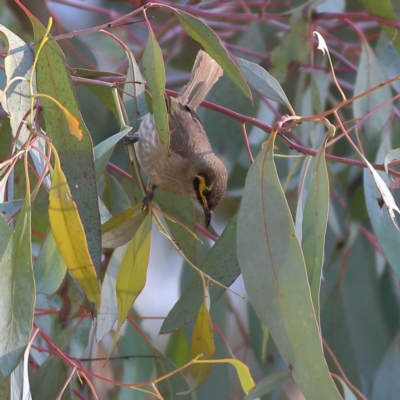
left=94, top=127, right=132, bottom=181
left=165, top=328, right=190, bottom=369
left=171, top=9, right=252, bottom=102
left=160, top=213, right=240, bottom=333
left=96, top=243, right=128, bottom=341
left=101, top=172, right=131, bottom=216
left=0, top=213, right=12, bottom=258
left=142, top=28, right=169, bottom=147
left=301, top=137, right=329, bottom=322
left=270, top=5, right=312, bottom=82
left=237, top=134, right=342, bottom=399
left=30, top=356, right=71, bottom=400
left=245, top=369, right=292, bottom=400
left=237, top=58, right=294, bottom=114
left=364, top=169, right=400, bottom=279
left=0, top=24, right=33, bottom=145
left=123, top=46, right=147, bottom=132
left=0, top=24, right=47, bottom=184
left=34, top=231, right=67, bottom=296
left=155, top=350, right=191, bottom=399
left=372, top=333, right=400, bottom=400
left=203, top=74, right=257, bottom=160
left=25, top=9, right=102, bottom=273
left=359, top=0, right=400, bottom=54
left=155, top=189, right=196, bottom=263
left=0, top=200, right=24, bottom=222
left=353, top=43, right=392, bottom=160
left=0, top=197, right=34, bottom=376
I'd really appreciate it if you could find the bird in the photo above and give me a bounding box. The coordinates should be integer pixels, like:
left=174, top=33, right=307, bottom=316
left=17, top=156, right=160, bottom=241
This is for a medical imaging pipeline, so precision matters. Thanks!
left=127, top=50, right=227, bottom=228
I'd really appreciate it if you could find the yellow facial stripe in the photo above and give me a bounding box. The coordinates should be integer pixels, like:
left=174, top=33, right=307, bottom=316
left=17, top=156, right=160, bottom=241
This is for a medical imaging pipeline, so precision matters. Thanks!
left=197, top=175, right=212, bottom=206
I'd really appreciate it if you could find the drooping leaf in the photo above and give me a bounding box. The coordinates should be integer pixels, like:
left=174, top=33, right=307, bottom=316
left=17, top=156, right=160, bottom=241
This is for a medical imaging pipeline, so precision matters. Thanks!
left=362, top=154, right=400, bottom=233
left=155, top=350, right=191, bottom=399
left=93, top=127, right=132, bottom=180
left=160, top=213, right=240, bottom=333
left=112, top=214, right=152, bottom=349
left=165, top=328, right=190, bottom=369
left=244, top=369, right=292, bottom=400
left=359, top=0, right=400, bottom=53
left=142, top=27, right=169, bottom=147
left=34, top=230, right=67, bottom=296
left=0, top=196, right=34, bottom=376
left=189, top=358, right=255, bottom=395
left=23, top=6, right=102, bottom=273
left=384, top=148, right=400, bottom=175
left=364, top=168, right=400, bottom=279
left=122, top=44, right=147, bottom=132
left=301, top=136, right=330, bottom=322
left=237, top=133, right=341, bottom=399
left=237, top=58, right=294, bottom=114
left=101, top=204, right=147, bottom=249
left=189, top=300, right=215, bottom=389
left=30, top=356, right=71, bottom=400
left=48, top=149, right=101, bottom=310
left=155, top=189, right=197, bottom=264
left=270, top=4, right=313, bottom=82
left=96, top=243, right=128, bottom=342
left=353, top=43, right=392, bottom=160
left=171, top=8, right=252, bottom=102
left=372, top=332, right=400, bottom=400
left=0, top=24, right=48, bottom=186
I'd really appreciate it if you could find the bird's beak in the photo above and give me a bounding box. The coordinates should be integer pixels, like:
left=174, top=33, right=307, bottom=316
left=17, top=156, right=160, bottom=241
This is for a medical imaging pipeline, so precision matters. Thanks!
left=204, top=207, right=212, bottom=228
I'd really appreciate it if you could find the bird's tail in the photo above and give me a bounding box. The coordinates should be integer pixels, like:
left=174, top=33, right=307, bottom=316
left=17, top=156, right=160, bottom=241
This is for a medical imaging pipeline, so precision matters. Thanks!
left=177, top=50, right=223, bottom=109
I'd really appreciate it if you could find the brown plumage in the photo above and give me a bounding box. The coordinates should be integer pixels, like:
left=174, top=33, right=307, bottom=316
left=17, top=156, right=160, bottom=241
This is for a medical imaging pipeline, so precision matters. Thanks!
left=135, top=50, right=227, bottom=227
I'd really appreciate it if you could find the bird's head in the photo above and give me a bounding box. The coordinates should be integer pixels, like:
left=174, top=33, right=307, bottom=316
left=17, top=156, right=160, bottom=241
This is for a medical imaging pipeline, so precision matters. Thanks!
left=192, top=156, right=227, bottom=228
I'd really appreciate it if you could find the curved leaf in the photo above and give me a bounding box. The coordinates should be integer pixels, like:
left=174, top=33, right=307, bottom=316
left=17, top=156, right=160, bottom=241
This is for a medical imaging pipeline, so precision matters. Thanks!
left=171, top=9, right=252, bottom=102
left=49, top=150, right=101, bottom=310
left=34, top=231, right=67, bottom=296
left=0, top=197, right=34, bottom=376
left=245, top=369, right=291, bottom=400
left=237, top=134, right=341, bottom=399
left=23, top=7, right=102, bottom=273
left=364, top=169, right=400, bottom=279
left=301, top=136, right=329, bottom=322
left=190, top=300, right=215, bottom=388
left=142, top=27, right=169, bottom=147
left=160, top=213, right=240, bottom=333
left=237, top=58, right=294, bottom=114
left=0, top=24, right=48, bottom=188
left=112, top=214, right=152, bottom=348
left=101, top=204, right=147, bottom=249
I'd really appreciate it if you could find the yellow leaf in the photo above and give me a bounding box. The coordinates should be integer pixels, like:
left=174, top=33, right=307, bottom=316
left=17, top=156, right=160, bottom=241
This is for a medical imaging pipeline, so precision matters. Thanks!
left=48, top=149, right=100, bottom=310
left=63, top=106, right=82, bottom=140
left=101, top=204, right=147, bottom=248
left=35, top=93, right=82, bottom=140
left=109, top=214, right=152, bottom=353
left=191, top=358, right=256, bottom=395
left=190, top=300, right=215, bottom=383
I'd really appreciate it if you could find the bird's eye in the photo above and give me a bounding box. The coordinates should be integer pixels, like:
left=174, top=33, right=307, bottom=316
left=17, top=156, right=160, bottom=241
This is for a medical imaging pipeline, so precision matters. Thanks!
left=195, top=175, right=212, bottom=206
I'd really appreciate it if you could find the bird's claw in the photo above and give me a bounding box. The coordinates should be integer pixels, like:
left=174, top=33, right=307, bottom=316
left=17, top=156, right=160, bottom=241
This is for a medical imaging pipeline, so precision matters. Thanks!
left=141, top=185, right=156, bottom=210
left=123, top=134, right=139, bottom=144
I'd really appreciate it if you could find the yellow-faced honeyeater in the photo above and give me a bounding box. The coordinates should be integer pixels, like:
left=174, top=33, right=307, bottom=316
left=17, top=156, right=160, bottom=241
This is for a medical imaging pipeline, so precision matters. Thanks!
left=129, top=50, right=227, bottom=227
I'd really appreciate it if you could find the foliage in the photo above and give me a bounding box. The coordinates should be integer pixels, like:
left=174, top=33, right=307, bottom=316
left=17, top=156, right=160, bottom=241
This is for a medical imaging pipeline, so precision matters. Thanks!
left=0, top=0, right=400, bottom=399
